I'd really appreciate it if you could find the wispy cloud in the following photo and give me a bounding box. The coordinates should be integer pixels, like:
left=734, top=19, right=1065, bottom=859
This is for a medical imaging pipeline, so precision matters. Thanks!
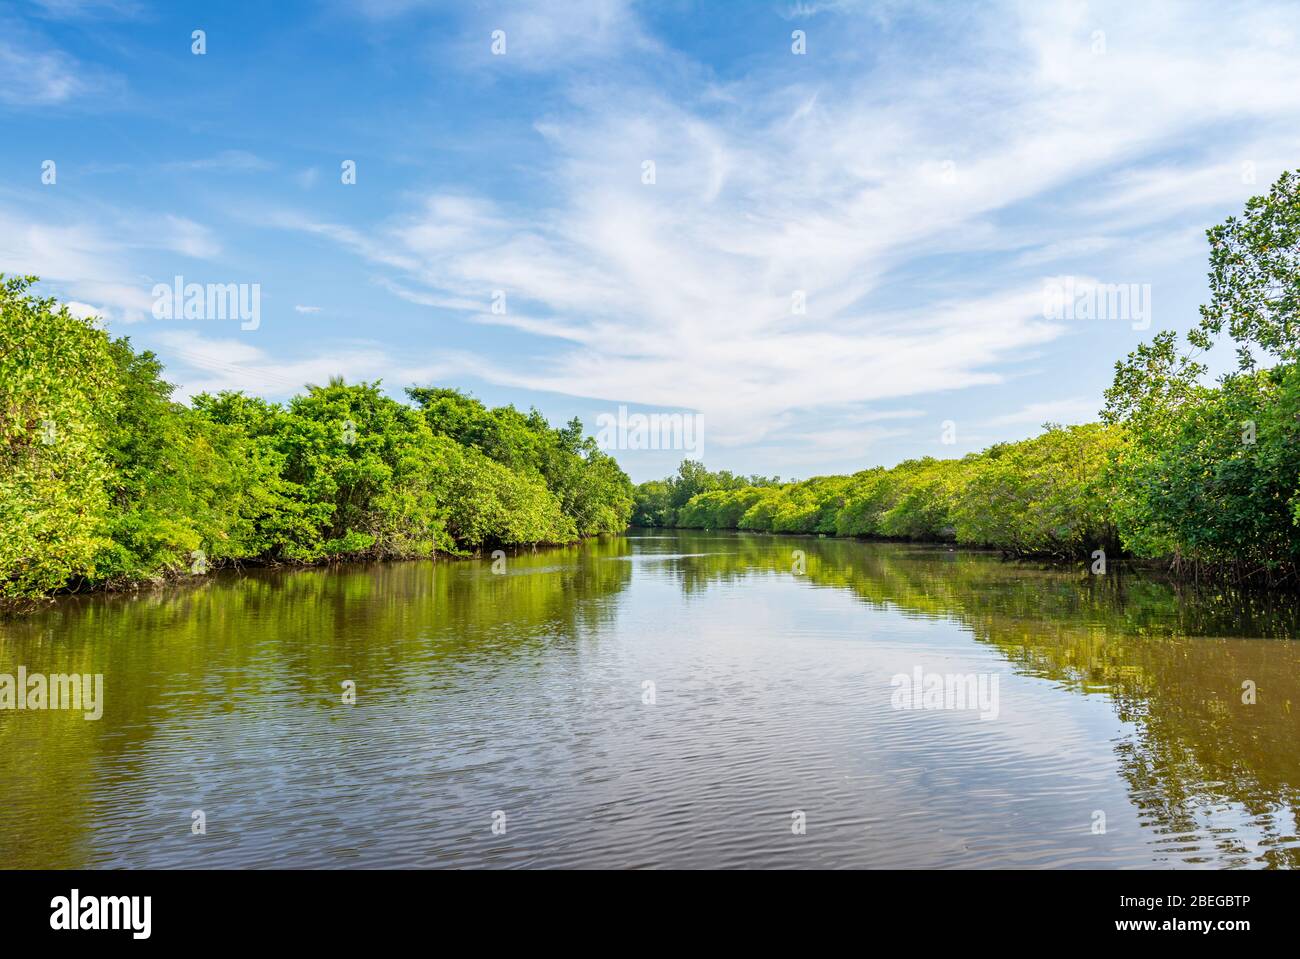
left=6, top=0, right=1299, bottom=475
left=275, top=0, right=1300, bottom=454
left=30, top=0, right=144, bottom=19
left=0, top=206, right=221, bottom=323
left=0, top=31, right=98, bottom=105
left=985, top=398, right=1099, bottom=429
left=152, top=331, right=462, bottom=402
left=163, top=151, right=274, bottom=173
left=157, top=216, right=221, bottom=259
left=351, top=0, right=655, bottom=68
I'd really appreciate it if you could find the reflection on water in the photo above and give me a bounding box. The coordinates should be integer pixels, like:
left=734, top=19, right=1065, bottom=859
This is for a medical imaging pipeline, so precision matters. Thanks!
left=1, top=530, right=1298, bottom=869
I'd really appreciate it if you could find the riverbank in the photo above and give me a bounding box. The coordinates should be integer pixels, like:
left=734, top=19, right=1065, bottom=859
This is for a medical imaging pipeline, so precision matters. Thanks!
left=2, top=530, right=613, bottom=615
left=631, top=524, right=1233, bottom=588
left=631, top=172, right=1300, bottom=589
left=632, top=430, right=1299, bottom=590
left=1, top=276, right=635, bottom=605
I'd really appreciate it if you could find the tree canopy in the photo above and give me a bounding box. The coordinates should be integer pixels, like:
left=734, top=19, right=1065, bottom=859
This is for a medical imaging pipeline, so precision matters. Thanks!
left=0, top=277, right=633, bottom=603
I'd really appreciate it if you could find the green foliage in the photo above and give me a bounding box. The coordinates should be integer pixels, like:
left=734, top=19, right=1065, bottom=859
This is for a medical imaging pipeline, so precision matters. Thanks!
left=771, top=475, right=854, bottom=534
left=407, top=386, right=633, bottom=536
left=629, top=479, right=672, bottom=527
left=5, top=168, right=1299, bottom=596
left=91, top=342, right=300, bottom=581
left=676, top=487, right=769, bottom=529
left=664, top=458, right=972, bottom=542
left=953, top=425, right=1120, bottom=556
left=0, top=277, right=119, bottom=598
left=0, top=280, right=634, bottom=601
left=1193, top=169, right=1300, bottom=369
left=638, top=430, right=1115, bottom=555
left=876, top=458, right=967, bottom=540
left=833, top=469, right=894, bottom=536
left=436, top=440, right=575, bottom=548
left=631, top=460, right=780, bottom=527
left=1105, top=361, right=1300, bottom=576
left=1104, top=169, right=1300, bottom=583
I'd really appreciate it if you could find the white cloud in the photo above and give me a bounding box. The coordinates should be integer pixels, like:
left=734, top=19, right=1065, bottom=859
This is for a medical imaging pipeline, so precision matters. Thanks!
left=11, top=0, right=1300, bottom=470
left=163, top=151, right=274, bottom=173
left=276, top=0, right=1300, bottom=452
left=0, top=206, right=222, bottom=323
left=351, top=0, right=655, bottom=68
left=150, top=331, right=461, bottom=402
left=71, top=282, right=154, bottom=323
left=0, top=211, right=145, bottom=322
left=62, top=300, right=104, bottom=321
left=0, top=34, right=91, bottom=105
left=474, top=0, right=655, bottom=68
left=985, top=398, right=1099, bottom=429
left=159, top=216, right=222, bottom=260
left=30, top=0, right=143, bottom=18
left=1013, top=237, right=1118, bottom=270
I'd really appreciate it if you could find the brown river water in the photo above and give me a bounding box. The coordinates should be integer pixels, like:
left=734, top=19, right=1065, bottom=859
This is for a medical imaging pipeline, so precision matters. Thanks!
left=2, top=529, right=1298, bottom=868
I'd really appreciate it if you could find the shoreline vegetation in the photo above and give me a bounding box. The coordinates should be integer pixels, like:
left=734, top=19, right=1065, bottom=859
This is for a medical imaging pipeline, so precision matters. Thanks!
left=3, top=171, right=1298, bottom=604
left=1, top=276, right=634, bottom=606
left=632, top=171, right=1300, bottom=590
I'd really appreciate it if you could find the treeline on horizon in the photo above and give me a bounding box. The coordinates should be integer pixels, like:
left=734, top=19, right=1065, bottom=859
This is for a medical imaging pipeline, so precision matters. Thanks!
left=3, top=171, right=1297, bottom=601
left=634, top=170, right=1300, bottom=587
left=1, top=275, right=634, bottom=603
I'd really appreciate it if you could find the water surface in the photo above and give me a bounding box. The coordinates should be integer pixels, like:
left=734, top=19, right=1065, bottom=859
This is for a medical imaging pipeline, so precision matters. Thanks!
left=2, top=530, right=1298, bottom=868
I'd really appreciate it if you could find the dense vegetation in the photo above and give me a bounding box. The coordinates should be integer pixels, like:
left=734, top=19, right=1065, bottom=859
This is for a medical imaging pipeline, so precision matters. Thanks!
left=3, top=171, right=1297, bottom=599
left=0, top=276, right=633, bottom=603
left=644, top=423, right=1123, bottom=560
left=636, top=171, right=1300, bottom=587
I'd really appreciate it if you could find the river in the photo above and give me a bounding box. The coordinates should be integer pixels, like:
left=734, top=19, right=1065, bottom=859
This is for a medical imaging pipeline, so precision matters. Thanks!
left=2, top=530, right=1298, bottom=868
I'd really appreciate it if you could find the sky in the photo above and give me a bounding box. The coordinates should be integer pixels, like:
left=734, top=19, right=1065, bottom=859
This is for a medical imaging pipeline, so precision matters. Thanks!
left=2, top=0, right=1298, bottom=482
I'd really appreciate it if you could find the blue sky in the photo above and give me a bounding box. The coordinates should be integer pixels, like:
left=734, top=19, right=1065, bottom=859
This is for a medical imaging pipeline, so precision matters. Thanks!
left=2, top=0, right=1298, bottom=482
